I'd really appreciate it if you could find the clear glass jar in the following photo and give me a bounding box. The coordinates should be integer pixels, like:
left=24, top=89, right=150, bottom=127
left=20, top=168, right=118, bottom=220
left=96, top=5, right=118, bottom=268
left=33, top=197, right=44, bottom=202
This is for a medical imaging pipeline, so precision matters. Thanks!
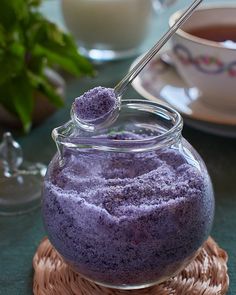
left=42, top=100, right=214, bottom=290
left=61, top=0, right=153, bottom=61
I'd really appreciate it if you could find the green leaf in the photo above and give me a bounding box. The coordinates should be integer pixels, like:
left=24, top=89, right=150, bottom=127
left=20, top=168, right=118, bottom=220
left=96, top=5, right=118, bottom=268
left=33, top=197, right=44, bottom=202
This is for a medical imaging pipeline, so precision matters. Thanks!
left=0, top=84, right=15, bottom=114
left=11, top=0, right=28, bottom=20
left=44, top=22, right=65, bottom=47
left=33, top=45, right=91, bottom=77
left=0, top=42, right=25, bottom=85
left=59, top=34, right=95, bottom=75
left=9, top=42, right=25, bottom=57
left=33, top=44, right=92, bottom=77
left=0, top=2, right=16, bottom=28
left=27, top=18, right=94, bottom=76
left=13, top=90, right=33, bottom=133
left=0, top=72, right=34, bottom=132
left=27, top=70, right=64, bottom=108
left=0, top=0, right=28, bottom=28
left=0, top=25, right=6, bottom=47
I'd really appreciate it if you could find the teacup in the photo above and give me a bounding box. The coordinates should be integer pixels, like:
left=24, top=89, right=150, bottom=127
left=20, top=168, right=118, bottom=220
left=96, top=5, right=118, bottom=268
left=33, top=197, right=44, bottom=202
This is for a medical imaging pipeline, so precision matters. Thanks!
left=169, top=4, right=236, bottom=113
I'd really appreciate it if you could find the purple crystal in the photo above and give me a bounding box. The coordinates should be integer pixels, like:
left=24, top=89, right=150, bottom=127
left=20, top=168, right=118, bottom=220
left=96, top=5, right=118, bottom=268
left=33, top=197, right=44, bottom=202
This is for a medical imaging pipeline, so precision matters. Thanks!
left=73, top=87, right=118, bottom=123
left=42, top=132, right=214, bottom=287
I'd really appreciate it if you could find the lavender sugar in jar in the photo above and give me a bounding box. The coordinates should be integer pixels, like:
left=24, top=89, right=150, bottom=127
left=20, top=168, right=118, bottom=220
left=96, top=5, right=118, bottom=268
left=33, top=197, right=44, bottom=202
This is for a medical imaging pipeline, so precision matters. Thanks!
left=42, top=100, right=214, bottom=290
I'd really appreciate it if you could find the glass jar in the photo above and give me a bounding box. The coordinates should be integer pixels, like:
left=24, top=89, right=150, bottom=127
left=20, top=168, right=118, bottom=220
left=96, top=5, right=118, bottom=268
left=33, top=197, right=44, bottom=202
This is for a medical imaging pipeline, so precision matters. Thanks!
left=42, top=100, right=214, bottom=290
left=61, top=0, right=153, bottom=61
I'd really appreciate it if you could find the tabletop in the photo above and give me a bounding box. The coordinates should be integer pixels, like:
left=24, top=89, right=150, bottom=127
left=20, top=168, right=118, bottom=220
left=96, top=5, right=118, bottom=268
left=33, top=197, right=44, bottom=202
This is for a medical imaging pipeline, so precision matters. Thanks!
left=0, top=0, right=235, bottom=294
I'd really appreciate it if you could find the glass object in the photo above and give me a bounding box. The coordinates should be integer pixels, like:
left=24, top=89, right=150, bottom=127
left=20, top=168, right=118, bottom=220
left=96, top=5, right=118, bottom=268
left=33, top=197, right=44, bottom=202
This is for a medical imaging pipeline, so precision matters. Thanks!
left=152, top=0, right=178, bottom=12
left=0, top=133, right=46, bottom=215
left=42, top=100, right=214, bottom=290
left=61, top=0, right=153, bottom=61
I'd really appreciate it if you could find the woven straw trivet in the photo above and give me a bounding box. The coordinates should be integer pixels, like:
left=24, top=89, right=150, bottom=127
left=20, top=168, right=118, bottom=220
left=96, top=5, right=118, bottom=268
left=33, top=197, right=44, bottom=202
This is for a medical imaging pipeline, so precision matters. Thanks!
left=33, top=237, right=229, bottom=295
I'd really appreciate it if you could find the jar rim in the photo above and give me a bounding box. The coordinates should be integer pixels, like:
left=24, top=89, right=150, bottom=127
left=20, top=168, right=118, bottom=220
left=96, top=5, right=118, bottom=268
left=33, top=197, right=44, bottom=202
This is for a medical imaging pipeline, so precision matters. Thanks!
left=53, top=100, right=183, bottom=152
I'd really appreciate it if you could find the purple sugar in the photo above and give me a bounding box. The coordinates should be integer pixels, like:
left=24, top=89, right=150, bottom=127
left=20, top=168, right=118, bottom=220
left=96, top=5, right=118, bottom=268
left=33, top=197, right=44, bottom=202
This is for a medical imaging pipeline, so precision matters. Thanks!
left=73, top=87, right=118, bottom=123
left=42, top=132, right=214, bottom=287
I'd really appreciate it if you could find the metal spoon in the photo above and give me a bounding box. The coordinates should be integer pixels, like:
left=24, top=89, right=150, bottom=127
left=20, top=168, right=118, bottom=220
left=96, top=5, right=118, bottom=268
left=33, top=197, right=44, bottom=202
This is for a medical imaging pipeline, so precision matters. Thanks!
left=114, top=0, right=203, bottom=98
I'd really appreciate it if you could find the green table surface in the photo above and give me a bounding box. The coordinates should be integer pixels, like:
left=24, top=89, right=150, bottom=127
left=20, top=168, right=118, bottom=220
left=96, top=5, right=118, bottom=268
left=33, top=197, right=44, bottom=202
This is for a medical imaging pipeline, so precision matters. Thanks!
left=0, top=1, right=236, bottom=294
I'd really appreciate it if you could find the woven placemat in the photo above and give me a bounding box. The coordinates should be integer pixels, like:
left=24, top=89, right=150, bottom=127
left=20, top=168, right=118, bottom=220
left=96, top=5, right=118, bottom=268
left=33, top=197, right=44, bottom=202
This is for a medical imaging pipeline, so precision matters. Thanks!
left=33, top=237, right=229, bottom=295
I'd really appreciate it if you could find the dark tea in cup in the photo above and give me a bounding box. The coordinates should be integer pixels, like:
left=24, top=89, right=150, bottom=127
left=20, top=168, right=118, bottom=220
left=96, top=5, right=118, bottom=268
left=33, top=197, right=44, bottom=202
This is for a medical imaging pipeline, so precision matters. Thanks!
left=187, top=24, right=236, bottom=44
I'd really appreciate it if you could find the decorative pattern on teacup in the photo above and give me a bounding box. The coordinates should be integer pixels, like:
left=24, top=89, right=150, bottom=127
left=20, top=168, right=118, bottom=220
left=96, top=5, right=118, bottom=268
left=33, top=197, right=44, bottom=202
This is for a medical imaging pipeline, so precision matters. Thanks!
left=173, top=44, right=236, bottom=77
left=148, top=57, right=170, bottom=73
left=141, top=57, right=169, bottom=91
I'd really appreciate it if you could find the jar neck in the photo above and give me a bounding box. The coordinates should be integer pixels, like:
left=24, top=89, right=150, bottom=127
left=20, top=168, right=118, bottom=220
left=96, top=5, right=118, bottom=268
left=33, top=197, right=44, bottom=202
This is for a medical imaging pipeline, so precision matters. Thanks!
left=52, top=100, right=183, bottom=154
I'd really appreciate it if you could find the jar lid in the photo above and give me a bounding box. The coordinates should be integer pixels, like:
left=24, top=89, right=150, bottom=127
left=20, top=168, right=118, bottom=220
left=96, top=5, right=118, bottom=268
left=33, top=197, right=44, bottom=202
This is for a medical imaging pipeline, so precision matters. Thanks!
left=0, top=132, right=46, bottom=215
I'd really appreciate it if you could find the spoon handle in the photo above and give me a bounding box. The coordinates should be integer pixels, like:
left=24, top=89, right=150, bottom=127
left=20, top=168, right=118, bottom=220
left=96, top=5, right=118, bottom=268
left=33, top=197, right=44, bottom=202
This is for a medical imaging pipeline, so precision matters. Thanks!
left=114, top=0, right=203, bottom=97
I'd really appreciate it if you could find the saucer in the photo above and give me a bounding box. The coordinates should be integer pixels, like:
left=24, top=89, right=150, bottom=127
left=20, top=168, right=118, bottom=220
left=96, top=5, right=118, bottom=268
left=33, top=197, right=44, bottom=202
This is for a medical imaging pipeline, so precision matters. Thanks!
left=131, top=50, right=236, bottom=137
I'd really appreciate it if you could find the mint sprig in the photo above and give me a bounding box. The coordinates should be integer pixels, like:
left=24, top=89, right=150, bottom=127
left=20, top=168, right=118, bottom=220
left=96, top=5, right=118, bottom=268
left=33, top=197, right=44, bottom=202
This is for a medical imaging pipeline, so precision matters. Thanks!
left=0, top=0, right=93, bottom=132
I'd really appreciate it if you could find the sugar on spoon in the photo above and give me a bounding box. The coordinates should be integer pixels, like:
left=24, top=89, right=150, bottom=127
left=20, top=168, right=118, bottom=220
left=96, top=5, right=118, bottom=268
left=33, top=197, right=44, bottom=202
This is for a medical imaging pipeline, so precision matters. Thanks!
left=71, top=0, right=203, bottom=132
